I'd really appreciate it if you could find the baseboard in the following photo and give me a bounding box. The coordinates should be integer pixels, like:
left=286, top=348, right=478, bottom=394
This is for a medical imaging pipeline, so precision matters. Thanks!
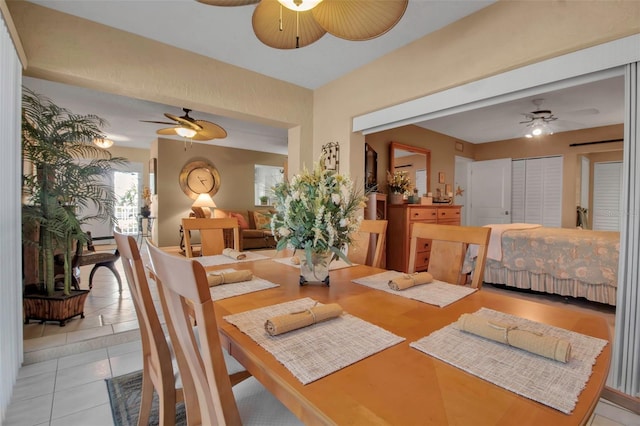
left=602, top=386, right=640, bottom=415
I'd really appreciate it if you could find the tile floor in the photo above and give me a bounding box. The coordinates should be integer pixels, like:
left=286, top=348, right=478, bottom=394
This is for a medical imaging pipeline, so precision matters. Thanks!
left=6, top=245, right=640, bottom=425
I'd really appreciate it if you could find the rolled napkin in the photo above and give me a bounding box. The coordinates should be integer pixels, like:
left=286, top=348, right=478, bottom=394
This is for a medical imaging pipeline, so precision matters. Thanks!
left=264, top=303, right=343, bottom=336
left=290, top=256, right=300, bottom=265
left=454, top=313, right=572, bottom=363
left=207, top=270, right=253, bottom=287
left=388, top=272, right=434, bottom=291
left=222, top=248, right=246, bottom=260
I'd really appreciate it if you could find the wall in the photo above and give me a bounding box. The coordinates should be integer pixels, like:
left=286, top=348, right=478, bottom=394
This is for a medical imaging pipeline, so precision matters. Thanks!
left=7, top=1, right=313, bottom=175
left=365, top=125, right=474, bottom=194
left=473, top=124, right=623, bottom=228
left=313, top=1, right=639, bottom=183
left=156, top=138, right=286, bottom=247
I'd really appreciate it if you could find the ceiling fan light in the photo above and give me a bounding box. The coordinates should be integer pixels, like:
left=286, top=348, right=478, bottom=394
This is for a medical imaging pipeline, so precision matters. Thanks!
left=93, top=138, right=114, bottom=149
left=278, top=0, right=323, bottom=12
left=176, top=127, right=197, bottom=138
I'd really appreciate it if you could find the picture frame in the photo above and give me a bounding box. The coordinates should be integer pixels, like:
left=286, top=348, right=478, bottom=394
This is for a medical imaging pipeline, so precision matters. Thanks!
left=149, top=158, right=157, bottom=194
left=321, top=141, right=340, bottom=172
left=455, top=141, right=464, bottom=152
left=438, top=171, right=445, bottom=184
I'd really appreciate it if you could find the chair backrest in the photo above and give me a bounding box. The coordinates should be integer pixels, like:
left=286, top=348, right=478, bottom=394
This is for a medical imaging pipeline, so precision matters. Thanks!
left=348, top=219, right=388, bottom=268
left=112, top=230, right=176, bottom=400
left=181, top=217, right=240, bottom=258
left=407, top=223, right=490, bottom=289
left=146, top=240, right=242, bottom=425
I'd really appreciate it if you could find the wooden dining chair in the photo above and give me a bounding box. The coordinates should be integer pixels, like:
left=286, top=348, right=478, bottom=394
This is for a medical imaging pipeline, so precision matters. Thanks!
left=146, top=241, right=302, bottom=426
left=114, top=230, right=249, bottom=425
left=348, top=219, right=388, bottom=268
left=181, top=217, right=240, bottom=258
left=407, top=223, right=490, bottom=289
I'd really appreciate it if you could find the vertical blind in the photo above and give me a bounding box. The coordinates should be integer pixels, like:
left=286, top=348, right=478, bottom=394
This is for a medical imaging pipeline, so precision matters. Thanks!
left=0, top=12, right=23, bottom=422
left=592, top=161, right=622, bottom=231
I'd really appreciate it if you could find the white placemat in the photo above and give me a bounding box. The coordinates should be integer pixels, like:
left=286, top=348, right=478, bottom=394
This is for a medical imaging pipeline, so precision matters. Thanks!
left=224, top=297, right=405, bottom=384
left=194, top=251, right=270, bottom=267
left=272, top=256, right=355, bottom=270
left=410, top=307, right=608, bottom=414
left=208, top=268, right=279, bottom=301
left=352, top=270, right=476, bottom=307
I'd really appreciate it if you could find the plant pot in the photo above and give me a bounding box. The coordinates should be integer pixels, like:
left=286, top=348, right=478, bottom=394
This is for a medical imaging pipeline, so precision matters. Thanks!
left=23, top=284, right=90, bottom=327
left=140, top=207, right=151, bottom=218
left=299, top=251, right=332, bottom=286
left=389, top=193, right=405, bottom=205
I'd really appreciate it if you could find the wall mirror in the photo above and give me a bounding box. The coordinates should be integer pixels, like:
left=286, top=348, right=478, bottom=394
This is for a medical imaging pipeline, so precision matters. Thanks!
left=389, top=142, right=431, bottom=196
left=254, top=164, right=284, bottom=206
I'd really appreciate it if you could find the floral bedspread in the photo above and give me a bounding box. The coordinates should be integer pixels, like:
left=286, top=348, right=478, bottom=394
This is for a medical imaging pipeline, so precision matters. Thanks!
left=497, top=227, right=619, bottom=287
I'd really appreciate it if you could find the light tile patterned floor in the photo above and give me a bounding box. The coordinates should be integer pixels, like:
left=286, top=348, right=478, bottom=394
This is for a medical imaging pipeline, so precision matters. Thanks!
left=7, top=245, right=640, bottom=425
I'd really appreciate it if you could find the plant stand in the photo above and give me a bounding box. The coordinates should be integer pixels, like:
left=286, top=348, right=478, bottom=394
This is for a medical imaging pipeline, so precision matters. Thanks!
left=23, top=286, right=90, bottom=327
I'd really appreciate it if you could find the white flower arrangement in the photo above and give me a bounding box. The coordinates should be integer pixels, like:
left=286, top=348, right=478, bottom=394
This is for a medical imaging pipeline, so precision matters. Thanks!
left=271, top=161, right=367, bottom=263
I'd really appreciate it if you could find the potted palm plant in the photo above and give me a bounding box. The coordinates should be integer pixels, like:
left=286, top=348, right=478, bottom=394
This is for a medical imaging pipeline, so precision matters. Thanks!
left=21, top=88, right=126, bottom=326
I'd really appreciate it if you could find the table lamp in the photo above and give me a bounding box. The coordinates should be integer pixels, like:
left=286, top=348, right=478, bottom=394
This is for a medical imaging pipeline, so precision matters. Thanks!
left=192, top=193, right=217, bottom=218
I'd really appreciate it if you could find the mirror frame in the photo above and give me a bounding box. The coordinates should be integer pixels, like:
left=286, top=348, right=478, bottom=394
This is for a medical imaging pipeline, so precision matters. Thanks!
left=389, top=141, right=431, bottom=195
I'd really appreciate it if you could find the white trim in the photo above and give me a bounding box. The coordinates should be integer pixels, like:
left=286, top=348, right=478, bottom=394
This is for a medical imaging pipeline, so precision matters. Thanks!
left=353, top=34, right=640, bottom=135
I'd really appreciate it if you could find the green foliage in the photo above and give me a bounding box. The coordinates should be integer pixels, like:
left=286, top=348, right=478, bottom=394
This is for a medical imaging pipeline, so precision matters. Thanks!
left=21, top=88, right=128, bottom=296
left=119, top=184, right=138, bottom=207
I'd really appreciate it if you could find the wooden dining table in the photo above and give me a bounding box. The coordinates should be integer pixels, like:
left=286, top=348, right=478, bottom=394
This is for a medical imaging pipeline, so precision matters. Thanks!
left=207, top=256, right=611, bottom=425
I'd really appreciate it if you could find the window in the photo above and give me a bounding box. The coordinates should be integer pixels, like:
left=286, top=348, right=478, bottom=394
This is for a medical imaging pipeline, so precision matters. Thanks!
left=511, top=156, right=562, bottom=227
left=592, top=161, right=622, bottom=231
left=254, top=164, right=284, bottom=206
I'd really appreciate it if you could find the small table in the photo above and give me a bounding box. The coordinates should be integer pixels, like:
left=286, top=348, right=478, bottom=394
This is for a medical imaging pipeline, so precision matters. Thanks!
left=137, top=215, right=155, bottom=246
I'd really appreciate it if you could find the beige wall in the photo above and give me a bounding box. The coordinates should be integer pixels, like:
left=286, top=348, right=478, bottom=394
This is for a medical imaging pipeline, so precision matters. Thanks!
left=7, top=1, right=313, bottom=175
left=473, top=124, right=623, bottom=228
left=155, top=139, right=286, bottom=247
left=314, top=1, right=639, bottom=184
left=365, top=125, right=474, bottom=194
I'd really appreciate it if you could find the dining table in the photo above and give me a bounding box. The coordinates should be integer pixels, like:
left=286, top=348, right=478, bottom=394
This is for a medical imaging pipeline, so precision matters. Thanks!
left=204, top=253, right=611, bottom=425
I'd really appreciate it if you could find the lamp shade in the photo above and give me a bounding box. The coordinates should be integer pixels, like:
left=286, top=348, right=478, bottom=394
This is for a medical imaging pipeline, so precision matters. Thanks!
left=93, top=138, right=114, bottom=149
left=192, top=193, right=217, bottom=208
left=175, top=127, right=198, bottom=138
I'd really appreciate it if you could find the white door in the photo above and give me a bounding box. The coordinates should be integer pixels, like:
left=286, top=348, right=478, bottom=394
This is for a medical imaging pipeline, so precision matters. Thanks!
left=469, top=158, right=512, bottom=226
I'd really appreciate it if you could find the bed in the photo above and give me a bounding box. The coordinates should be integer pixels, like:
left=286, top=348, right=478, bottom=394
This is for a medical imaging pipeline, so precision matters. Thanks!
left=466, top=224, right=620, bottom=306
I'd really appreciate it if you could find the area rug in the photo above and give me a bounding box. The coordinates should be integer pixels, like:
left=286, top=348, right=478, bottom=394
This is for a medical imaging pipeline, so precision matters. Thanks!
left=106, top=370, right=186, bottom=426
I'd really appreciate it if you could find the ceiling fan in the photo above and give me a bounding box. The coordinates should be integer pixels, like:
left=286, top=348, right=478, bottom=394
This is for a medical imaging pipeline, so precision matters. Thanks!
left=141, top=108, right=227, bottom=141
left=520, top=99, right=558, bottom=138
left=197, top=0, right=408, bottom=49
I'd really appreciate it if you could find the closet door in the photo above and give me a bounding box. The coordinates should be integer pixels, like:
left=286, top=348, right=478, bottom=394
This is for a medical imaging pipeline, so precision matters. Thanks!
left=592, top=161, right=622, bottom=231
left=511, top=156, right=562, bottom=227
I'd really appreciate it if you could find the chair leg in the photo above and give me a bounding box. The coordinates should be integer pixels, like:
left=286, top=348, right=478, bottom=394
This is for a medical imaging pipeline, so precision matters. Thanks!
left=138, top=371, right=154, bottom=426
left=89, top=263, right=123, bottom=292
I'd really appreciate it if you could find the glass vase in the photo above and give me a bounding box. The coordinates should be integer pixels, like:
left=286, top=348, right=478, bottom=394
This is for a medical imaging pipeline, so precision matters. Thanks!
left=299, top=251, right=332, bottom=286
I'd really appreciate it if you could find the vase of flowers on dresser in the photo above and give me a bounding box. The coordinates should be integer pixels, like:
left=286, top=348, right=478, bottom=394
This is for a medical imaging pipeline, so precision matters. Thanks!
left=387, top=170, right=411, bottom=205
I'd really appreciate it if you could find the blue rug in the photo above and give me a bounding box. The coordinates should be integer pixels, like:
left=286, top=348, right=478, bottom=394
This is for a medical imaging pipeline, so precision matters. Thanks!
left=105, top=370, right=186, bottom=426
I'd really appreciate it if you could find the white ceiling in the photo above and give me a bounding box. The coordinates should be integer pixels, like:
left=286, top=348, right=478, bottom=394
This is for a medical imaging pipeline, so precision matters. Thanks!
left=21, top=0, right=625, bottom=152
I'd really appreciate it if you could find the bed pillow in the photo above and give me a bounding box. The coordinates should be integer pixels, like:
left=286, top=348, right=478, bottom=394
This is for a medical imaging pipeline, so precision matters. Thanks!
left=252, top=211, right=272, bottom=230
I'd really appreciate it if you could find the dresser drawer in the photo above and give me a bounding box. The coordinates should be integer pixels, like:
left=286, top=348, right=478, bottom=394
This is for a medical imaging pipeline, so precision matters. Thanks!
left=414, top=251, right=430, bottom=271
left=409, top=207, right=437, bottom=221
left=415, top=238, right=431, bottom=253
left=438, top=208, right=461, bottom=221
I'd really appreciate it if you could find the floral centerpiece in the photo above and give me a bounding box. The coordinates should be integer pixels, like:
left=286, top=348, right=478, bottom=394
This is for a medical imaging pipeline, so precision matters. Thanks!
left=387, top=170, right=411, bottom=194
left=271, top=161, right=367, bottom=285
left=141, top=186, right=152, bottom=217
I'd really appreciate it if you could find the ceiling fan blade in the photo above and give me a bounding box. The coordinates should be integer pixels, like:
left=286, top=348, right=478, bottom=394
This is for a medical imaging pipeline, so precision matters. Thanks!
left=192, top=120, right=228, bottom=140
left=313, top=0, right=408, bottom=41
left=164, top=113, right=203, bottom=130
left=156, top=127, right=182, bottom=136
left=252, top=0, right=326, bottom=49
left=196, top=0, right=259, bottom=6
left=140, top=120, right=176, bottom=125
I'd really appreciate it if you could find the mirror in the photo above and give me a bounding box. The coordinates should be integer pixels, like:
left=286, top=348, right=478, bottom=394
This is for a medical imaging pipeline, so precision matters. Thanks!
left=389, top=141, right=431, bottom=196
left=254, top=164, right=284, bottom=206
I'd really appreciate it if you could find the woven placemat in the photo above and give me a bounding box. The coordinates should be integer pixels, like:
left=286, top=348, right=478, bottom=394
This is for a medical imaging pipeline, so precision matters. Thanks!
left=352, top=270, right=476, bottom=307
left=410, top=307, right=608, bottom=414
left=224, top=297, right=405, bottom=384
left=272, top=257, right=355, bottom=270
left=195, top=251, right=270, bottom=267
left=208, top=268, right=279, bottom=301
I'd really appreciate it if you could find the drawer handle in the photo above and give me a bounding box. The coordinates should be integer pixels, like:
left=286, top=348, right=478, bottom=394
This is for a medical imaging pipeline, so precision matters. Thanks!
left=423, top=243, right=429, bottom=249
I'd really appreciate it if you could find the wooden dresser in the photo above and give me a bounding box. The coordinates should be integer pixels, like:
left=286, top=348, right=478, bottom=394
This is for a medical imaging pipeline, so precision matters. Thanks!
left=386, top=204, right=462, bottom=273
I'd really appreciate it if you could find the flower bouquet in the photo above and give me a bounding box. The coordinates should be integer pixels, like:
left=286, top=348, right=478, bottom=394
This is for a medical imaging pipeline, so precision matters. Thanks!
left=387, top=170, right=411, bottom=194
left=271, top=161, right=367, bottom=285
